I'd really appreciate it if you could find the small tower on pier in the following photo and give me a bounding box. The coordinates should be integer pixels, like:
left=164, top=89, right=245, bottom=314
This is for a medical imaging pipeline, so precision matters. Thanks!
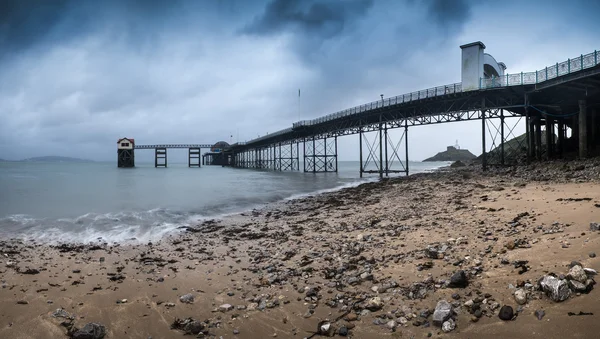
left=117, top=138, right=135, bottom=167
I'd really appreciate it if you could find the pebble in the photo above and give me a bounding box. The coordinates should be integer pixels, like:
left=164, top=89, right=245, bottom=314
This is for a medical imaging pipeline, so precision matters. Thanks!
left=498, top=305, right=514, bottom=321
left=179, top=294, right=194, bottom=304
left=514, top=289, right=527, bottom=305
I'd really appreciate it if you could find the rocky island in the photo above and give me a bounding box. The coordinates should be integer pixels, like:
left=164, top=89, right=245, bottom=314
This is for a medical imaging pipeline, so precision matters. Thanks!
left=423, top=145, right=477, bottom=162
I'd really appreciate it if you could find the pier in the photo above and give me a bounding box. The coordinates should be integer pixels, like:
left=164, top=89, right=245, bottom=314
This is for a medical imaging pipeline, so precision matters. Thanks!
left=118, top=42, right=600, bottom=175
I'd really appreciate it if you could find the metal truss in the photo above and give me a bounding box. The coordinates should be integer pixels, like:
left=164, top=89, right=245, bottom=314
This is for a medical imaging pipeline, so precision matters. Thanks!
left=304, top=136, right=337, bottom=173
left=482, top=109, right=527, bottom=166
left=359, top=122, right=409, bottom=178
left=274, top=142, right=300, bottom=171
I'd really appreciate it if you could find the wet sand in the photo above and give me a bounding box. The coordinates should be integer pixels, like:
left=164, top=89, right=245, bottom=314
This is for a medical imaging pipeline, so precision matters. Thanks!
left=1, top=160, right=600, bottom=339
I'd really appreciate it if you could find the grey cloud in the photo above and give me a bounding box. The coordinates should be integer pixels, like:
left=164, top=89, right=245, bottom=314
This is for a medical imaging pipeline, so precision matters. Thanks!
left=425, top=0, right=471, bottom=31
left=243, top=0, right=374, bottom=39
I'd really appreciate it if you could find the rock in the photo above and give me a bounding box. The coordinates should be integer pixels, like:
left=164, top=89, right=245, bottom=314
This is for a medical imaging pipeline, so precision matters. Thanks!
left=345, top=313, right=358, bottom=322
left=365, top=297, right=383, bottom=311
left=386, top=320, right=397, bottom=330
left=432, top=300, right=453, bottom=326
left=338, top=326, right=348, bottom=336
left=590, top=253, right=597, bottom=258
left=568, top=279, right=593, bottom=293
left=442, top=319, right=456, bottom=332
left=514, top=289, right=527, bottom=305
left=590, top=223, right=600, bottom=231
left=170, top=317, right=204, bottom=335
left=534, top=310, right=545, bottom=320
left=179, top=293, right=194, bottom=304
left=233, top=329, right=240, bottom=335
left=539, top=275, right=571, bottom=302
left=450, top=161, right=466, bottom=168
left=584, top=268, right=598, bottom=276
left=318, top=321, right=334, bottom=336
left=70, top=322, right=107, bottom=339
left=568, top=265, right=588, bottom=283
left=52, top=308, right=71, bottom=319
left=219, top=304, right=234, bottom=312
left=498, top=306, right=514, bottom=321
left=448, top=270, right=468, bottom=288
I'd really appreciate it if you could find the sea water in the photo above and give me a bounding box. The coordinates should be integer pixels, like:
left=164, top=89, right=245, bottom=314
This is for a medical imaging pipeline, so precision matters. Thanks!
left=0, top=161, right=448, bottom=243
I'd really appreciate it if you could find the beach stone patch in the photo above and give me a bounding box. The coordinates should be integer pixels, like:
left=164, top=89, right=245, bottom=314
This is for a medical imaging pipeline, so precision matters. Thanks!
left=69, top=322, right=106, bottom=339
left=171, top=317, right=204, bottom=335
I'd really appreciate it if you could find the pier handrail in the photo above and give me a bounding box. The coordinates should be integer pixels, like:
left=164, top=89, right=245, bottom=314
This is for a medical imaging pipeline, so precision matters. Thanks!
left=244, top=49, right=598, bottom=145
left=481, top=50, right=599, bottom=89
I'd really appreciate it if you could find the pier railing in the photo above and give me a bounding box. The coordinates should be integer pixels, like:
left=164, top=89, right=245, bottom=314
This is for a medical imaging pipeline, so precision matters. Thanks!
left=481, top=50, right=599, bottom=89
left=241, top=49, right=599, bottom=145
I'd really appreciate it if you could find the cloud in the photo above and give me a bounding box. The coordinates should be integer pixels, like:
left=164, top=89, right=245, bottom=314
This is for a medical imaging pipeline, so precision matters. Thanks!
left=243, top=0, right=374, bottom=39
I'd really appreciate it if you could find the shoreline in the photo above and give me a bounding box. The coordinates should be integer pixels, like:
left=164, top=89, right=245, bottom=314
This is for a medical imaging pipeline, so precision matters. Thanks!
left=0, top=162, right=448, bottom=245
left=1, top=158, right=600, bottom=338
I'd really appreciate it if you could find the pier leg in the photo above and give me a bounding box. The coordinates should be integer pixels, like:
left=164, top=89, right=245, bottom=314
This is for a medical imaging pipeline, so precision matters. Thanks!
left=592, top=108, right=597, bottom=150
left=334, top=136, right=338, bottom=173
left=500, top=109, right=505, bottom=165
left=481, top=109, right=487, bottom=171
left=384, top=123, right=389, bottom=176
left=379, top=115, right=383, bottom=178
left=312, top=136, right=316, bottom=173
left=545, top=117, right=553, bottom=159
left=155, top=148, right=167, bottom=168
left=188, top=148, right=201, bottom=167
left=535, top=118, right=542, bottom=160
left=405, top=122, right=409, bottom=176
left=557, top=120, right=565, bottom=158
left=524, top=94, right=531, bottom=163
left=359, top=128, right=363, bottom=178
left=323, top=137, right=327, bottom=172
left=579, top=99, right=588, bottom=158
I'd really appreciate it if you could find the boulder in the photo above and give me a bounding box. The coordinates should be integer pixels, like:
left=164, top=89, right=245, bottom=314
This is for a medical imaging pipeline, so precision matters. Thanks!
left=539, top=275, right=571, bottom=302
left=70, top=323, right=106, bottom=339
left=432, top=300, right=453, bottom=326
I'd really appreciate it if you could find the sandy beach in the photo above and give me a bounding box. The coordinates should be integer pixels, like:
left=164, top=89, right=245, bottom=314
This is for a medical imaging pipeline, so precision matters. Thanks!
left=1, top=159, right=600, bottom=339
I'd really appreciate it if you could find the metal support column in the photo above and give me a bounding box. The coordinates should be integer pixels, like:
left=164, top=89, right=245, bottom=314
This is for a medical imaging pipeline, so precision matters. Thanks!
left=312, top=136, right=316, bottom=173
left=545, top=116, right=553, bottom=159
left=524, top=95, right=531, bottom=163
left=379, top=115, right=383, bottom=178
left=557, top=121, right=565, bottom=158
left=359, top=128, right=363, bottom=178
left=579, top=100, right=588, bottom=158
left=323, top=137, right=328, bottom=172
left=405, top=121, right=409, bottom=176
left=155, top=148, right=167, bottom=168
left=535, top=118, right=542, bottom=160
left=384, top=123, right=389, bottom=176
left=500, top=109, right=505, bottom=165
left=334, top=136, right=338, bottom=173
left=481, top=109, right=487, bottom=171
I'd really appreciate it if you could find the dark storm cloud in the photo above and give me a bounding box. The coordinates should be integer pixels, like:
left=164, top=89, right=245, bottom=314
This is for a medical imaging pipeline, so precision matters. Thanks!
left=0, top=0, right=188, bottom=59
left=243, top=0, right=374, bottom=39
left=425, top=0, right=471, bottom=30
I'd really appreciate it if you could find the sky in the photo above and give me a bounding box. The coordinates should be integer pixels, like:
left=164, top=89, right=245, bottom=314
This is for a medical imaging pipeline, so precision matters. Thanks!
left=0, top=0, right=599, bottom=162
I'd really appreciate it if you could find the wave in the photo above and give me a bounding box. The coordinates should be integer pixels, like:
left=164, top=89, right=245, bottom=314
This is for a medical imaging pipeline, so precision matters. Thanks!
left=0, top=162, right=447, bottom=244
